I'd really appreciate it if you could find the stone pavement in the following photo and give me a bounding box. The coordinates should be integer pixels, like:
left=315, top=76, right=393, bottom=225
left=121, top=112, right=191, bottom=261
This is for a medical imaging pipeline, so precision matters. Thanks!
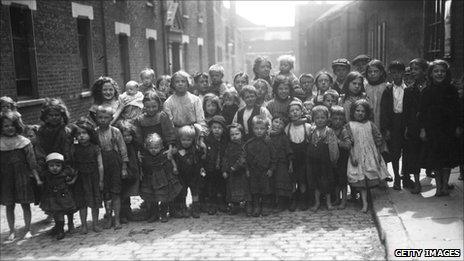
left=0, top=198, right=385, bottom=260
left=372, top=168, right=463, bottom=261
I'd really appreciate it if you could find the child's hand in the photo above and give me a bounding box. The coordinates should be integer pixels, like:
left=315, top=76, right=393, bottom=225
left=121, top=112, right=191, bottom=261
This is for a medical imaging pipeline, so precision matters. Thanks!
left=36, top=178, right=43, bottom=186
left=200, top=168, right=206, bottom=177
left=419, top=128, right=427, bottom=141
left=266, top=170, right=273, bottom=178
left=222, top=172, right=228, bottom=179
left=173, top=167, right=179, bottom=175
left=350, top=156, right=358, bottom=167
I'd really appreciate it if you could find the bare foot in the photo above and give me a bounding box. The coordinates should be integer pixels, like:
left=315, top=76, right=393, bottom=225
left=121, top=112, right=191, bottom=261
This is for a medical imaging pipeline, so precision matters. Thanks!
left=7, top=232, right=15, bottom=241
left=80, top=225, right=88, bottom=235
left=92, top=225, right=103, bottom=233
left=114, top=223, right=122, bottom=230
left=361, top=206, right=368, bottom=213
left=310, top=204, right=319, bottom=212
left=23, top=231, right=32, bottom=239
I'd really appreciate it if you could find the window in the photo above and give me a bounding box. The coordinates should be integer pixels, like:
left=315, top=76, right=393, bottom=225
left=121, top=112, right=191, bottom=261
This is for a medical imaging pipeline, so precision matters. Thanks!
left=425, top=0, right=452, bottom=59
left=77, top=18, right=93, bottom=89
left=198, top=45, right=203, bottom=71
left=182, top=43, right=188, bottom=72
left=377, top=22, right=386, bottom=63
left=148, top=38, right=156, bottom=70
left=367, top=19, right=386, bottom=62
left=119, top=34, right=130, bottom=84
left=10, top=5, right=37, bottom=98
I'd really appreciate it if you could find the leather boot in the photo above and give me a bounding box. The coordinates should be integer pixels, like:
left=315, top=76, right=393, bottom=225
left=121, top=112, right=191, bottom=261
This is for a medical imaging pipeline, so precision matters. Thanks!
left=191, top=202, right=200, bottom=218
left=56, top=221, right=65, bottom=240
left=160, top=203, right=169, bottom=223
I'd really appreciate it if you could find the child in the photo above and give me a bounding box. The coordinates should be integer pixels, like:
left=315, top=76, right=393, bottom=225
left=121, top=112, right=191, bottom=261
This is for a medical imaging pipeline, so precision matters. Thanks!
left=380, top=61, right=407, bottom=190
left=0, top=96, right=19, bottom=116
left=233, top=85, right=272, bottom=140
left=233, top=72, right=249, bottom=98
left=203, top=93, right=222, bottom=125
left=253, top=56, right=273, bottom=86
left=1, top=112, right=42, bottom=240
left=332, top=58, right=351, bottom=94
left=36, top=98, right=76, bottom=233
left=89, top=77, right=120, bottom=126
left=253, top=78, right=272, bottom=106
left=112, top=80, right=144, bottom=125
left=70, top=119, right=104, bottom=234
left=193, top=72, right=209, bottom=102
left=134, top=91, right=176, bottom=153
left=307, top=106, right=339, bottom=212
left=303, top=100, right=315, bottom=123
left=208, top=64, right=229, bottom=97
left=313, top=71, right=334, bottom=105
left=340, top=71, right=367, bottom=121
left=244, top=115, right=275, bottom=217
left=404, top=67, right=414, bottom=87
left=155, top=75, right=171, bottom=100
left=204, top=115, right=228, bottom=215
left=285, top=100, right=311, bottom=210
left=322, top=89, right=340, bottom=110
left=24, top=125, right=44, bottom=208
left=346, top=99, right=389, bottom=213
left=40, top=153, right=76, bottom=240
left=95, top=106, right=129, bottom=230
left=365, top=59, right=388, bottom=128
left=141, top=133, right=182, bottom=222
left=267, top=75, right=300, bottom=119
left=164, top=71, right=206, bottom=147
left=221, top=89, right=240, bottom=125
left=220, top=123, right=249, bottom=215
left=174, top=125, right=204, bottom=218
left=117, top=120, right=140, bottom=223
left=297, top=74, right=315, bottom=102
left=277, top=55, right=298, bottom=86
left=402, top=58, right=429, bottom=192
left=140, top=68, right=156, bottom=93
left=269, top=114, right=294, bottom=212
left=330, top=106, right=351, bottom=209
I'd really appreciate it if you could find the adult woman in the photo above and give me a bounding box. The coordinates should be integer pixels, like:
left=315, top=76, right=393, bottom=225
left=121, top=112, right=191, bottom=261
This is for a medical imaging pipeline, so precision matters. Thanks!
left=253, top=56, right=274, bottom=87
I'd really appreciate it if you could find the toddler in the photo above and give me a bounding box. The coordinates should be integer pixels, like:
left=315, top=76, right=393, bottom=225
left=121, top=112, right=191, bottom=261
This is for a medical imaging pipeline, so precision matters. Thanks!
left=277, top=55, right=298, bottom=86
left=112, top=80, right=144, bottom=125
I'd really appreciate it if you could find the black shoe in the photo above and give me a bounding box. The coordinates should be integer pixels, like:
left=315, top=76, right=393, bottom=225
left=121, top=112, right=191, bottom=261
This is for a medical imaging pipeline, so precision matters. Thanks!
left=402, top=178, right=414, bottom=189
left=55, top=221, right=65, bottom=240
left=393, top=179, right=401, bottom=190
left=47, top=225, right=58, bottom=236
left=385, top=177, right=393, bottom=182
left=411, top=183, right=421, bottom=194
left=191, top=202, right=200, bottom=218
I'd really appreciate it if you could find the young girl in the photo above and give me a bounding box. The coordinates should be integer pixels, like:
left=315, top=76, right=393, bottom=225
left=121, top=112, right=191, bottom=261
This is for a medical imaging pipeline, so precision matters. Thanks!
left=330, top=106, right=351, bottom=209
left=156, top=75, right=172, bottom=99
left=89, top=77, right=120, bottom=126
left=203, top=93, right=222, bottom=125
left=253, top=78, right=272, bottom=107
left=233, top=85, right=272, bottom=141
left=112, top=80, right=144, bottom=125
left=204, top=115, right=228, bottom=215
left=269, top=114, right=294, bottom=212
left=174, top=125, right=203, bottom=218
left=40, top=153, right=76, bottom=240
left=364, top=59, right=388, bottom=128
left=208, top=64, right=229, bottom=97
left=70, top=119, right=103, bottom=234
left=313, top=71, right=334, bottom=105
left=233, top=72, right=249, bottom=98
left=322, top=89, right=340, bottom=110
left=252, top=56, right=273, bottom=86
left=244, top=115, right=275, bottom=217
left=222, top=123, right=250, bottom=215
left=117, top=120, right=140, bottom=223
left=95, top=106, right=129, bottom=230
left=0, top=96, right=19, bottom=116
left=36, top=98, right=75, bottom=233
left=267, top=75, right=300, bottom=119
left=298, top=74, right=315, bottom=102
left=307, top=105, right=339, bottom=212
left=141, top=133, right=182, bottom=222
left=221, top=89, right=240, bottom=125
left=1, top=112, right=42, bottom=240
left=139, top=68, right=157, bottom=94
left=346, top=99, right=389, bottom=213
left=340, top=71, right=368, bottom=121
left=285, top=100, right=311, bottom=210
left=193, top=72, right=209, bottom=102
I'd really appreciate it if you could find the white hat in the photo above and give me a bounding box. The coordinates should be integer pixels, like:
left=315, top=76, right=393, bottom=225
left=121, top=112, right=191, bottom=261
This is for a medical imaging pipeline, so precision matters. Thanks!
left=45, top=152, right=64, bottom=162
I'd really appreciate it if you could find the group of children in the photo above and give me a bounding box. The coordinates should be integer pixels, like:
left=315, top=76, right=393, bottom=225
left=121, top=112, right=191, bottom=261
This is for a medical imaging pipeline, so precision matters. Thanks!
left=1, top=53, right=462, bottom=242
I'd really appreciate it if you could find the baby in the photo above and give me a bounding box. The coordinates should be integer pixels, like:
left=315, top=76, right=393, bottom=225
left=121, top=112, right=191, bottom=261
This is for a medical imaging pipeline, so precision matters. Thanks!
left=113, top=80, right=144, bottom=124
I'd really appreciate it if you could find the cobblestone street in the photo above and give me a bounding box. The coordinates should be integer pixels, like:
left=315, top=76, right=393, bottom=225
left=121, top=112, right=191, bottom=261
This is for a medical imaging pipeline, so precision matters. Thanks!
left=0, top=197, right=385, bottom=260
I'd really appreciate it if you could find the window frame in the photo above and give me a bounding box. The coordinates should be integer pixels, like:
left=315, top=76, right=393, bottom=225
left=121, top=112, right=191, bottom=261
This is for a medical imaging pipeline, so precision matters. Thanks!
left=77, top=17, right=94, bottom=89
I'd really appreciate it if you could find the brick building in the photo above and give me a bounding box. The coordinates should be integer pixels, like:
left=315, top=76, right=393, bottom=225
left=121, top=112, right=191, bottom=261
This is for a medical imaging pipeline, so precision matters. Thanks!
left=297, top=0, right=463, bottom=81
left=0, top=0, right=246, bottom=124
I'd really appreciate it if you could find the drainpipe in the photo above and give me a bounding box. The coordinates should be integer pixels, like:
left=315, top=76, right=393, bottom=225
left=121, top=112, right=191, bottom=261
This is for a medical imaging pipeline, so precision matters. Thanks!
left=160, top=0, right=169, bottom=74
left=100, top=0, right=108, bottom=75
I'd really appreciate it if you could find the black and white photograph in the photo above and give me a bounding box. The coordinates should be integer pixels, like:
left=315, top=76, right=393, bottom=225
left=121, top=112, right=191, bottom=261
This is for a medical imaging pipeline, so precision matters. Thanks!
left=0, top=0, right=463, bottom=260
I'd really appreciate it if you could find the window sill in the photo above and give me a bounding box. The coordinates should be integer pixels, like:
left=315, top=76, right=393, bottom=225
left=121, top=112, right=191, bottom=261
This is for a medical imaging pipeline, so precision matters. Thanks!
left=17, top=98, right=45, bottom=108
left=80, top=91, right=92, bottom=98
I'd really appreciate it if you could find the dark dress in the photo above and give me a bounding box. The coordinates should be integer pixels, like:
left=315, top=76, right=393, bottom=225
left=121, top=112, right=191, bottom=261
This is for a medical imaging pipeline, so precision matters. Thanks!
left=36, top=124, right=73, bottom=171
left=134, top=111, right=177, bottom=148
left=380, top=84, right=405, bottom=162
left=141, top=150, right=182, bottom=203
left=222, top=104, right=239, bottom=126
left=71, top=143, right=102, bottom=209
left=244, top=137, right=275, bottom=195
left=0, top=136, right=37, bottom=205
left=269, top=132, right=294, bottom=197
left=40, top=170, right=76, bottom=214
left=174, top=146, right=203, bottom=197
left=419, top=82, right=462, bottom=169
left=285, top=123, right=309, bottom=187
left=334, top=127, right=350, bottom=188
left=222, top=141, right=250, bottom=203
left=402, top=82, right=427, bottom=174
left=307, top=127, right=337, bottom=194
left=122, top=142, right=140, bottom=197
left=204, top=134, right=227, bottom=198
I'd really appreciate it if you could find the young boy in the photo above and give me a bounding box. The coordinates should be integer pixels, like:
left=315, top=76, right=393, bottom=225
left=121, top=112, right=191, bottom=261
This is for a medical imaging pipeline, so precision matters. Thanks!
left=331, top=58, right=351, bottom=94
left=380, top=60, right=406, bottom=190
left=208, top=64, right=229, bottom=97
